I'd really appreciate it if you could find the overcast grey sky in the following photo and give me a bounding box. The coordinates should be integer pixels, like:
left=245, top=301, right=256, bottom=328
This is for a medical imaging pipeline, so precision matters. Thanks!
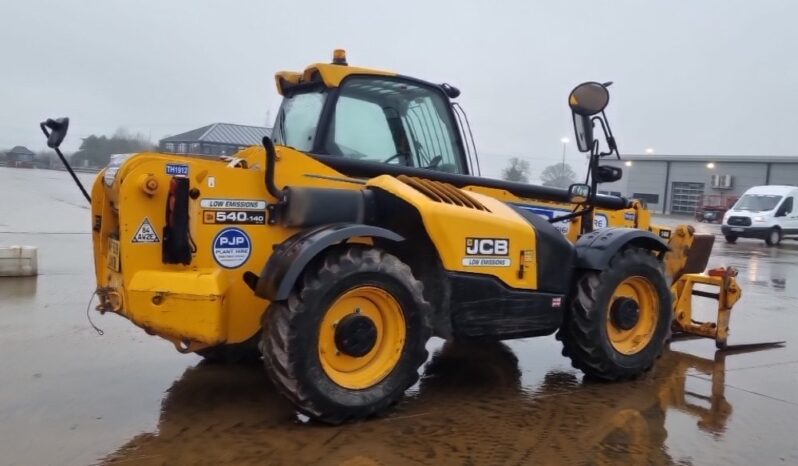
left=2, top=0, right=797, bottom=179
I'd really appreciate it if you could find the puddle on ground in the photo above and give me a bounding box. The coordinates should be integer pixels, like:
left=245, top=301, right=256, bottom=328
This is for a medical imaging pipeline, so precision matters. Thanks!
left=103, top=342, right=792, bottom=466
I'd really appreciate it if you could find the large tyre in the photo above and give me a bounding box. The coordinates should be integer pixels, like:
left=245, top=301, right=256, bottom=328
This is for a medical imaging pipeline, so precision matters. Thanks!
left=262, top=246, right=432, bottom=424
left=557, top=248, right=672, bottom=381
left=195, top=336, right=261, bottom=364
left=765, top=228, right=781, bottom=246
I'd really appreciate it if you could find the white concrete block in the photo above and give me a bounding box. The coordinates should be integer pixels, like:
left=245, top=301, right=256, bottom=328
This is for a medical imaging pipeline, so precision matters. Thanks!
left=0, top=246, right=38, bottom=277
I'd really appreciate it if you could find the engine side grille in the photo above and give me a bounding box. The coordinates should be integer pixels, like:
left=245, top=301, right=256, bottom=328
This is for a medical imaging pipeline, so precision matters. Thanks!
left=397, top=175, right=489, bottom=211
left=727, top=216, right=751, bottom=226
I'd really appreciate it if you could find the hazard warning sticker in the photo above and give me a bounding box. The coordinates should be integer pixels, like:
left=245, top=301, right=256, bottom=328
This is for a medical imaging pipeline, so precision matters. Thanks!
left=132, top=218, right=160, bottom=243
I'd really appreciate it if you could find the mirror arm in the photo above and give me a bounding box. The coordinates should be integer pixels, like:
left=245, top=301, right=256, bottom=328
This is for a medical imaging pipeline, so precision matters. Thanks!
left=549, top=207, right=594, bottom=225
left=39, top=121, right=92, bottom=203
left=592, top=112, right=620, bottom=158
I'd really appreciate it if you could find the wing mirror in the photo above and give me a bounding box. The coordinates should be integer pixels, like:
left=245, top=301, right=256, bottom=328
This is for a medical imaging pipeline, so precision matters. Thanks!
left=568, top=82, right=611, bottom=153
left=568, top=183, right=591, bottom=203
left=40, top=118, right=70, bottom=149
left=594, top=165, right=623, bottom=183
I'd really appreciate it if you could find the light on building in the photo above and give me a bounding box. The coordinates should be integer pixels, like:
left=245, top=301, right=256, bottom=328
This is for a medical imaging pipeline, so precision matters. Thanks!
left=625, top=161, right=633, bottom=167
left=706, top=162, right=715, bottom=169
left=645, top=148, right=655, bottom=154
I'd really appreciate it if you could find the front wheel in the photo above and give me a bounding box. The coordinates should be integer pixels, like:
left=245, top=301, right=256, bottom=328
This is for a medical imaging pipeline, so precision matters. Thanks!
left=557, top=248, right=672, bottom=381
left=261, top=246, right=432, bottom=424
left=724, top=235, right=738, bottom=244
left=765, top=228, right=781, bottom=246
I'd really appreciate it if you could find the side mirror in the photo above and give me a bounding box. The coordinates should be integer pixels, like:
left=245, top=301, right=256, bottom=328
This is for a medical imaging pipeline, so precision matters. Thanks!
left=41, top=118, right=70, bottom=149
left=569, top=82, right=610, bottom=117
left=568, top=183, right=591, bottom=204
left=594, top=165, right=623, bottom=183
left=572, top=114, right=593, bottom=153
left=569, top=82, right=610, bottom=153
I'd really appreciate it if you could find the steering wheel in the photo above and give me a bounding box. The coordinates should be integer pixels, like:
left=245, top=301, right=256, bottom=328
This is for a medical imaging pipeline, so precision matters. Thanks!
left=426, top=156, right=443, bottom=169
left=383, top=153, right=408, bottom=164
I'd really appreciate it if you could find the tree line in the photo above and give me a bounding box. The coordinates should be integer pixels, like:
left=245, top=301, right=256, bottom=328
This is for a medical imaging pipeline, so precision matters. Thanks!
left=501, top=157, right=577, bottom=188
left=1, top=128, right=155, bottom=169
left=69, top=128, right=155, bottom=168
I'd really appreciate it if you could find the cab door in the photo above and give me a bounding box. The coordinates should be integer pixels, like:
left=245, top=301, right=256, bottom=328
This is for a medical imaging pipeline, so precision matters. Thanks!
left=784, top=193, right=798, bottom=236
left=775, top=194, right=798, bottom=236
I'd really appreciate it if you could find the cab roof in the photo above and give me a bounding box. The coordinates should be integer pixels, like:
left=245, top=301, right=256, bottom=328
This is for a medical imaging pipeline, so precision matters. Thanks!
left=274, top=50, right=395, bottom=96
left=744, top=185, right=798, bottom=195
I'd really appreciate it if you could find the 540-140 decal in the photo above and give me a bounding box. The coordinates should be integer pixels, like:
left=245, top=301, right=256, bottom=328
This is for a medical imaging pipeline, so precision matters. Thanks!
left=203, top=210, right=266, bottom=225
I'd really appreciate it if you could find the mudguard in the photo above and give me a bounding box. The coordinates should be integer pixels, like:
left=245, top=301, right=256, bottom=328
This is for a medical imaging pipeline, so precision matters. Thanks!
left=575, top=227, right=669, bottom=270
left=254, top=223, right=404, bottom=301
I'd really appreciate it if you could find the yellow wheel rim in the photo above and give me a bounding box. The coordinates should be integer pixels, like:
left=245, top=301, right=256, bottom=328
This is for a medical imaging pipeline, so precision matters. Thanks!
left=319, top=286, right=406, bottom=390
left=607, top=276, right=659, bottom=355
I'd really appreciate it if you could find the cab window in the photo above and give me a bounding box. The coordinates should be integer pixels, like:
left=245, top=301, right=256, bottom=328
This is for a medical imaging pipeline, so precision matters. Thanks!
left=327, top=96, right=397, bottom=159
left=273, top=91, right=326, bottom=152
left=776, top=197, right=793, bottom=216
left=324, top=77, right=465, bottom=173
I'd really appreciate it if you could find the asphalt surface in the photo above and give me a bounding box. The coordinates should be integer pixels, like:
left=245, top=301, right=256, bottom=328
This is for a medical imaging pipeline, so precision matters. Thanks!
left=1, top=166, right=796, bottom=465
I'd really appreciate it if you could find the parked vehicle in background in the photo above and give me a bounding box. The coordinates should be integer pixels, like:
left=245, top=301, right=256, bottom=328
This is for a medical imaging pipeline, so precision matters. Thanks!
left=722, top=185, right=798, bottom=246
left=695, top=194, right=738, bottom=224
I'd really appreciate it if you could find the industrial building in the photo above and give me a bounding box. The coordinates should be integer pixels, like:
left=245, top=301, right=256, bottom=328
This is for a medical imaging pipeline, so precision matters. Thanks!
left=159, top=123, right=272, bottom=157
left=599, top=155, right=798, bottom=214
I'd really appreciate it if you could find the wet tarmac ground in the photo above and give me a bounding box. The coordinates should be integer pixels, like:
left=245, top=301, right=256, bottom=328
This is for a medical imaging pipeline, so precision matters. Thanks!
left=1, top=166, right=797, bottom=465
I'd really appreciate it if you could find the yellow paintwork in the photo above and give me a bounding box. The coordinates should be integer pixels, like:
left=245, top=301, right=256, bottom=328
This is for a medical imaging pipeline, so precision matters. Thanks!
left=672, top=268, right=741, bottom=348
left=91, top=146, right=364, bottom=348
left=318, top=286, right=406, bottom=389
left=608, top=276, right=659, bottom=355
left=367, top=175, right=538, bottom=290
left=127, top=269, right=229, bottom=344
left=88, top=55, right=737, bottom=353
left=275, top=62, right=395, bottom=95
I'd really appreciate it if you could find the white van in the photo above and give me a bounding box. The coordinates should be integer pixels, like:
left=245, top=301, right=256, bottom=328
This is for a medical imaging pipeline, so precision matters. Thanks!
left=721, top=185, right=798, bottom=246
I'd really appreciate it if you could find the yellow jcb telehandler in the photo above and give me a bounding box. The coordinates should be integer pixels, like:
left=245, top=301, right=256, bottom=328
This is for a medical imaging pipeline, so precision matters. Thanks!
left=41, top=50, right=743, bottom=423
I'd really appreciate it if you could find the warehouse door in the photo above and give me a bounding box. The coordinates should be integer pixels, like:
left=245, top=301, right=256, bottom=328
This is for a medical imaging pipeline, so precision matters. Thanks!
left=671, top=182, right=705, bottom=214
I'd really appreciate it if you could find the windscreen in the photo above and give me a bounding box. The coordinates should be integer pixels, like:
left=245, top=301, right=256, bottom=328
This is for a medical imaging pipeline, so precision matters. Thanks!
left=734, top=194, right=782, bottom=212
left=324, top=77, right=465, bottom=173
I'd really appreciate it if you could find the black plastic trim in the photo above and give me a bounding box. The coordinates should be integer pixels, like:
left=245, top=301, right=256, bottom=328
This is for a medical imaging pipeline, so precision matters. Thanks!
left=574, top=228, right=669, bottom=270
left=447, top=271, right=564, bottom=339
left=308, top=153, right=631, bottom=210
left=507, top=204, right=575, bottom=293
left=254, top=224, right=404, bottom=301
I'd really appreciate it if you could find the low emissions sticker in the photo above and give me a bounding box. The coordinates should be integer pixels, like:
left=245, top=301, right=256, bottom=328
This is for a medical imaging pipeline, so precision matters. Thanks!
left=200, top=199, right=267, bottom=210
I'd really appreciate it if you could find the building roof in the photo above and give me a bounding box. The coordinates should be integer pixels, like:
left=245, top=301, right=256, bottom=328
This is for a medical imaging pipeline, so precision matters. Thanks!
left=7, top=146, right=35, bottom=156
left=618, top=154, right=798, bottom=163
left=160, top=123, right=272, bottom=146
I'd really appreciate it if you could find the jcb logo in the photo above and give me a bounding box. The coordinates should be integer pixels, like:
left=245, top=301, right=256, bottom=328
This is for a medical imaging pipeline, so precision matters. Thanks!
left=465, top=238, right=509, bottom=256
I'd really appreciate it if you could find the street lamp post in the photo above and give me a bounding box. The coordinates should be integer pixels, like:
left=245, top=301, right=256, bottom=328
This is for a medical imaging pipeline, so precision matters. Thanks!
left=560, top=137, right=569, bottom=170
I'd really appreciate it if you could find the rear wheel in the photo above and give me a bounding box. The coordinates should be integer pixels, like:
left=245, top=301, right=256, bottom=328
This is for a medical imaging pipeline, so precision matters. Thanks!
left=261, top=246, right=432, bottom=424
left=724, top=235, right=737, bottom=244
left=557, top=248, right=672, bottom=380
left=765, top=228, right=781, bottom=246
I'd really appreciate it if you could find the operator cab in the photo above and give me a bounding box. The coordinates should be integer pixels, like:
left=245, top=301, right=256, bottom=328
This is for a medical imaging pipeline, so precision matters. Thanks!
left=267, top=51, right=630, bottom=220
left=272, top=50, right=472, bottom=176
